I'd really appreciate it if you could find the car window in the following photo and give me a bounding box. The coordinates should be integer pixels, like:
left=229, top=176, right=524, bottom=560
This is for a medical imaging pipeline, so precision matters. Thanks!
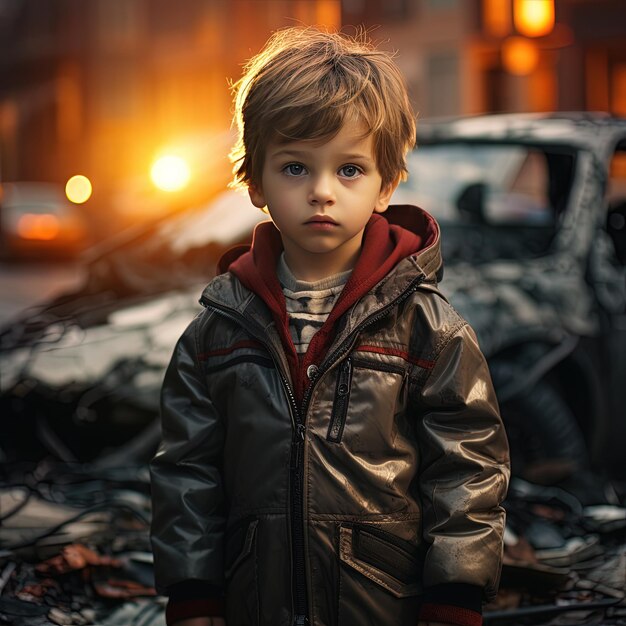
left=496, top=150, right=551, bottom=224
left=392, top=142, right=576, bottom=261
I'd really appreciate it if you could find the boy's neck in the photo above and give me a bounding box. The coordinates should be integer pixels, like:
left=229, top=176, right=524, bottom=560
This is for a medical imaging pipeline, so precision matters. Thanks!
left=282, top=241, right=362, bottom=283
left=278, top=253, right=352, bottom=291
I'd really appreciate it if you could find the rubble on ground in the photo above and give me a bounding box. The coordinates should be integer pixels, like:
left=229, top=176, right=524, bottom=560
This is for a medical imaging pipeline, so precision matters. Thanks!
left=0, top=462, right=624, bottom=625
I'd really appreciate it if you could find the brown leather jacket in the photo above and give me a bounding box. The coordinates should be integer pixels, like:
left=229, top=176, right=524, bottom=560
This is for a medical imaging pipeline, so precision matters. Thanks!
left=150, top=208, right=510, bottom=626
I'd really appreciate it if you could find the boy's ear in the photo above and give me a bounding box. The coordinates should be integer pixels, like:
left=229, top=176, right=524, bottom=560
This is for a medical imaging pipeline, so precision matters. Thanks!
left=374, top=175, right=401, bottom=214
left=248, top=183, right=268, bottom=213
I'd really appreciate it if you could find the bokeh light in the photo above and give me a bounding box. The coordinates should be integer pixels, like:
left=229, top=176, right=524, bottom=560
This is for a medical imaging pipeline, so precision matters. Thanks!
left=502, top=37, right=540, bottom=75
left=514, top=0, right=555, bottom=38
left=17, top=214, right=61, bottom=240
left=65, top=175, right=93, bottom=204
left=150, top=155, right=191, bottom=192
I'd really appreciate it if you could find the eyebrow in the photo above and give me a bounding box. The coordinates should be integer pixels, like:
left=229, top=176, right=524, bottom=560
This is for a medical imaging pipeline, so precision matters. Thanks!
left=269, top=149, right=373, bottom=162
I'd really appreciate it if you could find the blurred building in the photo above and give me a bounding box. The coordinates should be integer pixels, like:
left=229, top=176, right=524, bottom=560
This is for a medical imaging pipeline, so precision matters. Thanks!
left=0, top=0, right=341, bottom=232
left=0, top=0, right=624, bottom=235
left=344, top=0, right=626, bottom=118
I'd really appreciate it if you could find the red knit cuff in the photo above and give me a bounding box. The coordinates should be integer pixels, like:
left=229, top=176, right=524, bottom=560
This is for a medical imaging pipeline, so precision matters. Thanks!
left=419, top=603, right=483, bottom=626
left=165, top=597, right=225, bottom=625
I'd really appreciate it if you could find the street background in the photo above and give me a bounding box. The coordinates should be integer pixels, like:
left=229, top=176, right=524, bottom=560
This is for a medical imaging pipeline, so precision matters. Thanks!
left=1, top=2, right=626, bottom=626
left=2, top=0, right=626, bottom=237
left=1, top=0, right=626, bottom=313
left=0, top=0, right=625, bottom=311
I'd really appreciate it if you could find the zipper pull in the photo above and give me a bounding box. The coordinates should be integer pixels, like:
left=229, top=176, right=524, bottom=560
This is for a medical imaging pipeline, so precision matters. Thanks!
left=336, top=357, right=352, bottom=396
left=296, top=424, right=306, bottom=441
left=291, top=425, right=306, bottom=470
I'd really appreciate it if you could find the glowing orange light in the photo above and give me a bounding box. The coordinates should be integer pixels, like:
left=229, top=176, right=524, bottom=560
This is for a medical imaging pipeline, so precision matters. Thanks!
left=514, top=0, right=555, bottom=37
left=65, top=175, right=92, bottom=204
left=483, top=0, right=512, bottom=37
left=151, top=155, right=191, bottom=192
left=502, top=37, right=540, bottom=75
left=17, top=214, right=61, bottom=240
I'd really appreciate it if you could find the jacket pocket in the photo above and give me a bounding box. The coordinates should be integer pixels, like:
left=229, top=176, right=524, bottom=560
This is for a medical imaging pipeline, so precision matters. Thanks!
left=350, top=357, right=406, bottom=377
left=338, top=524, right=422, bottom=598
left=225, top=518, right=259, bottom=626
left=327, top=357, right=409, bottom=448
left=225, top=518, right=258, bottom=578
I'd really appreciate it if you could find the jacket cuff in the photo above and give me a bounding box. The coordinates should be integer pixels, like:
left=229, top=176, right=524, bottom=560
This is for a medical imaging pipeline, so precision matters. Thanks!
left=165, top=580, right=225, bottom=625
left=419, top=583, right=483, bottom=626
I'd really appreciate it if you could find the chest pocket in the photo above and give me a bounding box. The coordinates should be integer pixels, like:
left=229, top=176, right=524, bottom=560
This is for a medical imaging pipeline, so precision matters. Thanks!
left=326, top=357, right=408, bottom=445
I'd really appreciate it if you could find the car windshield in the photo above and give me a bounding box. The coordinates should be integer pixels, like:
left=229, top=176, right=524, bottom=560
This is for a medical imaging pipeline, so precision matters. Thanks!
left=393, top=142, right=577, bottom=262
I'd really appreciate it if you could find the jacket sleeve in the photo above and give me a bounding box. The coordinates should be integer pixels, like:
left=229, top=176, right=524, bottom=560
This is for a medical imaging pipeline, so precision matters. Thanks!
left=149, top=313, right=227, bottom=598
left=414, top=322, right=510, bottom=623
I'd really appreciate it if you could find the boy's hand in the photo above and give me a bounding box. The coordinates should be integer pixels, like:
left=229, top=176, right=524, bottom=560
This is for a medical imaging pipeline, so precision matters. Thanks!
left=173, top=617, right=226, bottom=626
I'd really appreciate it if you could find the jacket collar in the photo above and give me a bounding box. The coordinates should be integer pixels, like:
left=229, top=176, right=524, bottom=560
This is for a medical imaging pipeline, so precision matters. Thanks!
left=204, top=205, right=441, bottom=401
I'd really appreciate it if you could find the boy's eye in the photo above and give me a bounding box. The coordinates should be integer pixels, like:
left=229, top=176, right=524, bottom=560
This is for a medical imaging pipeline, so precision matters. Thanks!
left=283, top=163, right=306, bottom=176
left=339, top=165, right=362, bottom=178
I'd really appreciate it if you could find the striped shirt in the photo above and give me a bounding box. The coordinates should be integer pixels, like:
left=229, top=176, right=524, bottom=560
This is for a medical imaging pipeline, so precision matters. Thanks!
left=277, top=254, right=351, bottom=355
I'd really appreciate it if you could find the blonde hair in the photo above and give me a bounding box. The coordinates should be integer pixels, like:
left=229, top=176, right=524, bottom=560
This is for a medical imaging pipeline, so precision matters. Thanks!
left=229, top=27, right=416, bottom=190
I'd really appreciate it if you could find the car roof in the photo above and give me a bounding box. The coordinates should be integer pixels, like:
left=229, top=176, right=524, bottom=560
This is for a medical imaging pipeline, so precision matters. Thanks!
left=416, top=112, right=626, bottom=152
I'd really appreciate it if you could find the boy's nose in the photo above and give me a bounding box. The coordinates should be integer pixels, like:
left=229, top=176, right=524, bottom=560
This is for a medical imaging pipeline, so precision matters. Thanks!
left=308, top=174, right=335, bottom=206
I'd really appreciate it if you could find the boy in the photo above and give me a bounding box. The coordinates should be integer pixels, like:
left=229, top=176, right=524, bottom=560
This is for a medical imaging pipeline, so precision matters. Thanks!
left=150, top=27, right=509, bottom=626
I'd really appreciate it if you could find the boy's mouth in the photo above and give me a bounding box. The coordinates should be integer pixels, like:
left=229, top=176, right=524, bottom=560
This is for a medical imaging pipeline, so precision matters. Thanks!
left=305, top=215, right=338, bottom=225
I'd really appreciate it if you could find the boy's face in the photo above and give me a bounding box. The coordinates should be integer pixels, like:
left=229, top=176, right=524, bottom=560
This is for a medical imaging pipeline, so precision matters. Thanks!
left=248, top=117, right=398, bottom=280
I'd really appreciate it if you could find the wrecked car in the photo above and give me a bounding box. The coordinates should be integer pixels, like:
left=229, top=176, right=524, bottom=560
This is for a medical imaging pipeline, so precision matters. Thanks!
left=395, top=113, right=626, bottom=486
left=1, top=112, right=626, bottom=484
left=0, top=190, right=263, bottom=464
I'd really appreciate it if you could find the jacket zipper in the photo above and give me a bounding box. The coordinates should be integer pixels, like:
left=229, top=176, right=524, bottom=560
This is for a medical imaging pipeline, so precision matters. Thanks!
left=199, top=296, right=308, bottom=625
left=200, top=273, right=424, bottom=625
left=300, top=275, right=425, bottom=416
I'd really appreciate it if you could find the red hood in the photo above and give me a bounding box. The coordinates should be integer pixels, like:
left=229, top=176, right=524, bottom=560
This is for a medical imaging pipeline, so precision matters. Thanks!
left=218, top=205, right=439, bottom=401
